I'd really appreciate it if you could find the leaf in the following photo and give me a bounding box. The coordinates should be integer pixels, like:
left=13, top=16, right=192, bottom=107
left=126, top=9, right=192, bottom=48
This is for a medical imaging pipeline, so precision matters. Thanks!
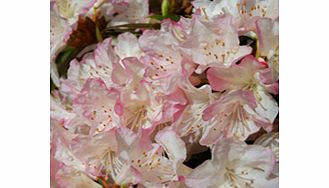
left=55, top=46, right=80, bottom=78
left=167, top=13, right=180, bottom=21
left=50, top=77, right=58, bottom=91
left=150, top=14, right=166, bottom=21
left=150, top=13, right=180, bottom=21
left=161, top=0, right=170, bottom=16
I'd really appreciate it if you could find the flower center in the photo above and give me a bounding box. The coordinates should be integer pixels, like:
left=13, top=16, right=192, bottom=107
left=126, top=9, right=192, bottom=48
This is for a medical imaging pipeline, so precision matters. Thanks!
left=236, top=1, right=268, bottom=17
left=125, top=104, right=148, bottom=132
left=99, top=150, right=123, bottom=180
left=224, top=167, right=255, bottom=188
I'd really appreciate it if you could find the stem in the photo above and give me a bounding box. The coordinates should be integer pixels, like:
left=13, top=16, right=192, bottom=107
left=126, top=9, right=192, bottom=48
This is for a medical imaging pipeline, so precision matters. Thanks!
left=96, top=26, right=103, bottom=42
left=101, top=23, right=161, bottom=38
left=255, top=40, right=260, bottom=58
left=102, top=23, right=160, bottom=32
left=97, top=177, right=110, bottom=188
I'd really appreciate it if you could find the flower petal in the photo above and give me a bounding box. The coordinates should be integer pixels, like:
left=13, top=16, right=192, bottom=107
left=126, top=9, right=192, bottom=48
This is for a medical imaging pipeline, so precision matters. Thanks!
left=155, top=129, right=187, bottom=163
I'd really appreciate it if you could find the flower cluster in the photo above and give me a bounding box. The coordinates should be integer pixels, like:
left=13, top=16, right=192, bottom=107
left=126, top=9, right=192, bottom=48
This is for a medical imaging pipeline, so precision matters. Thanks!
left=51, top=0, right=279, bottom=187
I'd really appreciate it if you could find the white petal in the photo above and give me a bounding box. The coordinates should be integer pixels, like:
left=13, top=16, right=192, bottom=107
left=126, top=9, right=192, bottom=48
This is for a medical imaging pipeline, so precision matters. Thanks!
left=155, top=129, right=187, bottom=163
left=255, top=90, right=278, bottom=123
left=185, top=161, right=218, bottom=188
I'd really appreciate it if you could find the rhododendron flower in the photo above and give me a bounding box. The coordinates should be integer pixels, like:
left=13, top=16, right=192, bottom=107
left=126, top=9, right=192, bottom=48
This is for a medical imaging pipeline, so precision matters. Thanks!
left=207, top=55, right=278, bottom=123
left=72, top=78, right=121, bottom=135
left=50, top=0, right=279, bottom=187
left=50, top=0, right=150, bottom=87
left=111, top=56, right=145, bottom=89
left=255, top=18, right=279, bottom=78
left=109, top=0, right=149, bottom=25
left=161, top=17, right=193, bottom=44
left=201, top=90, right=272, bottom=144
left=56, top=166, right=103, bottom=188
left=52, top=121, right=138, bottom=185
left=179, top=13, right=252, bottom=73
left=60, top=38, right=118, bottom=98
left=110, top=57, right=167, bottom=133
left=255, top=132, right=279, bottom=161
left=207, top=55, right=278, bottom=94
left=50, top=92, right=75, bottom=126
left=186, top=139, right=278, bottom=188
left=193, top=0, right=279, bottom=33
left=173, top=84, right=220, bottom=144
left=118, top=82, right=164, bottom=132
left=86, top=128, right=185, bottom=187
left=114, top=32, right=143, bottom=60
left=255, top=132, right=279, bottom=177
left=161, top=85, right=190, bottom=124
left=139, top=29, right=185, bottom=93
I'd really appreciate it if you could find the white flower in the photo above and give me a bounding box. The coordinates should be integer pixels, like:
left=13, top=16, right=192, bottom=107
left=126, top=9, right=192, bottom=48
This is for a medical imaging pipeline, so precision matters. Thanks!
left=186, top=138, right=277, bottom=188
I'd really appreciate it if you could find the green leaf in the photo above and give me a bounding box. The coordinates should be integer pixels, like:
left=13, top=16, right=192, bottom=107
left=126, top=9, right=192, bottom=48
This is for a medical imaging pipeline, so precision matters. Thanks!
left=167, top=14, right=180, bottom=21
left=150, top=14, right=166, bottom=21
left=150, top=14, right=180, bottom=22
left=50, top=77, right=57, bottom=91
left=55, top=46, right=80, bottom=78
left=161, top=0, right=170, bottom=16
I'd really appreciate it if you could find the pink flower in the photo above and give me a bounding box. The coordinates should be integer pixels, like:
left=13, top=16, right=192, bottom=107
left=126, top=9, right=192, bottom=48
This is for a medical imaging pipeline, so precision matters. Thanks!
left=111, top=57, right=145, bottom=88
left=72, top=78, right=121, bottom=136
left=160, top=17, right=193, bottom=43
left=61, top=38, right=119, bottom=98
left=255, top=132, right=279, bottom=162
left=207, top=55, right=275, bottom=92
left=193, top=0, right=279, bottom=33
left=139, top=29, right=185, bottom=93
left=118, top=82, right=164, bottom=133
left=56, top=166, right=103, bottom=188
left=207, top=56, right=279, bottom=122
left=256, top=18, right=279, bottom=78
left=50, top=1, right=279, bottom=186
left=201, top=90, right=272, bottom=144
left=112, top=128, right=186, bottom=187
left=186, top=138, right=278, bottom=188
left=201, top=56, right=278, bottom=144
left=179, top=14, right=252, bottom=73
left=108, top=0, right=149, bottom=25
left=161, top=86, right=190, bottom=124
left=51, top=118, right=87, bottom=175
left=50, top=91, right=75, bottom=127
left=172, top=83, right=220, bottom=145
left=114, top=32, right=143, bottom=60
left=110, top=56, right=166, bottom=133
left=52, top=120, right=139, bottom=185
left=255, top=132, right=279, bottom=177
left=207, top=55, right=278, bottom=126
